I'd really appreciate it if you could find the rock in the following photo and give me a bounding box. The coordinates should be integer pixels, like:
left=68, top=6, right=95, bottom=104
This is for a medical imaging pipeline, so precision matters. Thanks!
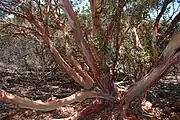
left=142, top=101, right=152, bottom=111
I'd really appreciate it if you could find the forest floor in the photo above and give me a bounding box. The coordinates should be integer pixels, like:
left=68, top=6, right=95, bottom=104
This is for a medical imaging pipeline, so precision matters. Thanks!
left=0, top=64, right=180, bottom=120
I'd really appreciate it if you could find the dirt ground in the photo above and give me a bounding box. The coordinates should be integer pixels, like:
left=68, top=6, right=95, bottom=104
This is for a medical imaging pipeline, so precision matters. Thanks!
left=0, top=65, right=180, bottom=120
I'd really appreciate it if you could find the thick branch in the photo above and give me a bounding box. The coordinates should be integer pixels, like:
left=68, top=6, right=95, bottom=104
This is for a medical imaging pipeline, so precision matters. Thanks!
left=60, top=0, right=105, bottom=90
left=0, top=90, right=101, bottom=111
left=157, top=12, right=180, bottom=44
left=89, top=0, right=103, bottom=37
left=106, top=20, right=115, bottom=43
left=114, top=32, right=180, bottom=115
left=65, top=38, right=94, bottom=88
left=153, top=0, right=173, bottom=37
left=132, top=27, right=143, bottom=49
left=11, top=0, right=91, bottom=89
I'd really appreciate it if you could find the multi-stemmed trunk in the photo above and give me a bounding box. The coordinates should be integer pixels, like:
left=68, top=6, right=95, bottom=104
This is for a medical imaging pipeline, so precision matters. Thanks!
left=0, top=0, right=179, bottom=119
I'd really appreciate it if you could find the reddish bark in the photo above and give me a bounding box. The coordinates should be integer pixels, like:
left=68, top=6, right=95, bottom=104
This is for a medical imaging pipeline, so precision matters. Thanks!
left=113, top=33, right=180, bottom=117
left=157, top=12, right=180, bottom=44
left=0, top=0, right=179, bottom=119
left=153, top=0, right=173, bottom=38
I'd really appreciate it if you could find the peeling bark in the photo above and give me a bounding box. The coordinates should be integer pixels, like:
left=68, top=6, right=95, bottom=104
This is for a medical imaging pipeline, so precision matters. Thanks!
left=114, top=32, right=180, bottom=116
left=132, top=27, right=143, bottom=49
left=60, top=0, right=105, bottom=91
left=0, top=90, right=108, bottom=111
left=153, top=0, right=173, bottom=37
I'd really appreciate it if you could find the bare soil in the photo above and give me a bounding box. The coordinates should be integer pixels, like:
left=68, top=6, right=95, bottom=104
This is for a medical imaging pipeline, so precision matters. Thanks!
left=0, top=65, right=180, bottom=120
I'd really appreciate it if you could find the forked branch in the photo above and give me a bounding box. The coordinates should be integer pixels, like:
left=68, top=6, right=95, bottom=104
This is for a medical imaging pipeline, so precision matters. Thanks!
left=114, top=32, right=180, bottom=115
left=153, top=0, right=173, bottom=37
left=157, top=12, right=180, bottom=44
left=10, top=0, right=91, bottom=89
left=60, top=0, right=105, bottom=91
